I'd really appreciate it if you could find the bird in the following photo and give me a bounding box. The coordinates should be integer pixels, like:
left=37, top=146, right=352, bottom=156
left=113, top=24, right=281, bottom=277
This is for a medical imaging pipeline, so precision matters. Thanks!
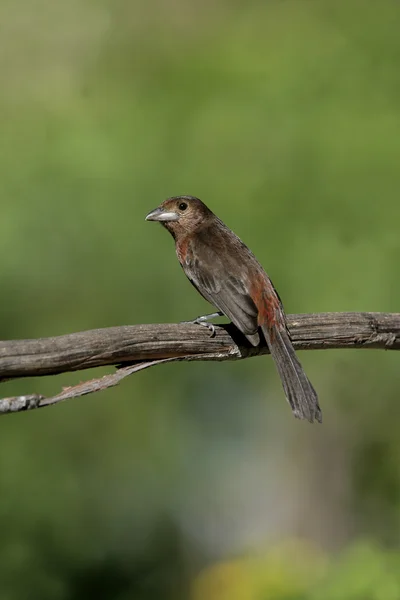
left=146, top=196, right=321, bottom=423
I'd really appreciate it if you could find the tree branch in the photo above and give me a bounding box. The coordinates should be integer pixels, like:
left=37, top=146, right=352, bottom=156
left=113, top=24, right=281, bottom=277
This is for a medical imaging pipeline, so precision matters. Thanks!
left=0, top=312, right=398, bottom=415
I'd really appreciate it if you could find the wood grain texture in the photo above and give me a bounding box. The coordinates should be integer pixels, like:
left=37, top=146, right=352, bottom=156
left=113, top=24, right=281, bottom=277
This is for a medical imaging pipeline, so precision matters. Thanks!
left=0, top=312, right=398, bottom=414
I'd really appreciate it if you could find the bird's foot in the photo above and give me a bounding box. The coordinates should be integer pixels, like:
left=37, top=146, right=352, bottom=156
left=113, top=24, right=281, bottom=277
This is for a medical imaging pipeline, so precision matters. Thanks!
left=180, top=312, right=223, bottom=338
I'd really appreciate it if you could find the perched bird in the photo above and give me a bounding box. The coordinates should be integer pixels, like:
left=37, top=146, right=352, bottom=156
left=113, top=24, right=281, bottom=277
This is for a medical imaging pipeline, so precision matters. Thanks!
left=146, top=196, right=321, bottom=423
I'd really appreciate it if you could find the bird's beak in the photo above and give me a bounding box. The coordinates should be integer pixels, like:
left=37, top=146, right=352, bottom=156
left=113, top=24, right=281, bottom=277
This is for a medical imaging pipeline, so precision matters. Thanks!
left=145, top=207, right=180, bottom=222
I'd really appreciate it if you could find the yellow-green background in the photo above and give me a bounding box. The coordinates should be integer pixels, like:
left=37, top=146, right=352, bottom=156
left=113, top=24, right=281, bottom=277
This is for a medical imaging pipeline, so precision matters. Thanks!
left=1, top=1, right=399, bottom=598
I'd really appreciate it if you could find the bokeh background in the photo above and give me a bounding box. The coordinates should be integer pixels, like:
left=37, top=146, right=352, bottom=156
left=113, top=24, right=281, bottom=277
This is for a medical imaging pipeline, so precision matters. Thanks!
left=1, top=0, right=400, bottom=598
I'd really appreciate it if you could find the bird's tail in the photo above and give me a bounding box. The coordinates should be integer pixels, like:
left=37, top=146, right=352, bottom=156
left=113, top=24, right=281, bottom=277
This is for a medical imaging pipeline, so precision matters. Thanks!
left=262, top=324, right=322, bottom=423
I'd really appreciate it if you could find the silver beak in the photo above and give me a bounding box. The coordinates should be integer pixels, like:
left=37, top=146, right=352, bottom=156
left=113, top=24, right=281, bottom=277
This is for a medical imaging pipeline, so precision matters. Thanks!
left=145, top=207, right=180, bottom=222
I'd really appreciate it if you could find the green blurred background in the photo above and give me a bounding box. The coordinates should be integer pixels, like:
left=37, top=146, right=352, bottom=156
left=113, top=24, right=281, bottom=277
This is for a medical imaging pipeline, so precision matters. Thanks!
left=1, top=0, right=399, bottom=598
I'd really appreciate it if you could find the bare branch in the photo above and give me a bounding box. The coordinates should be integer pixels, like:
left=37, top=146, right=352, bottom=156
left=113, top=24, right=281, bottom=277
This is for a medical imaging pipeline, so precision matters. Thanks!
left=0, top=312, right=398, bottom=415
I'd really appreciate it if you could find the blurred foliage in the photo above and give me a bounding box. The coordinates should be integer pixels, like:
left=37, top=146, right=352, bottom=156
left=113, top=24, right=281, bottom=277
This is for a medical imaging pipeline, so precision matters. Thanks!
left=192, top=540, right=400, bottom=600
left=0, top=0, right=399, bottom=598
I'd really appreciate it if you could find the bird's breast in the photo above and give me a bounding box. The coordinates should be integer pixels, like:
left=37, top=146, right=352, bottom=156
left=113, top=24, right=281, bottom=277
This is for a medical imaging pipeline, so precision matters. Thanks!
left=175, top=235, right=191, bottom=266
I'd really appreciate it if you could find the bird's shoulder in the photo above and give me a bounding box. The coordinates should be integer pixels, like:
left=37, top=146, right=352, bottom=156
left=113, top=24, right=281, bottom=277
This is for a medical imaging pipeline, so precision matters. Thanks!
left=179, top=219, right=253, bottom=263
left=177, top=220, right=261, bottom=297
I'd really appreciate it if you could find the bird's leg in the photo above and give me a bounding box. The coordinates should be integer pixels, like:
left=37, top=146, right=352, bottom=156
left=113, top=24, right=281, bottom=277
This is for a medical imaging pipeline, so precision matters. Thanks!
left=180, top=311, right=223, bottom=337
left=192, top=311, right=223, bottom=323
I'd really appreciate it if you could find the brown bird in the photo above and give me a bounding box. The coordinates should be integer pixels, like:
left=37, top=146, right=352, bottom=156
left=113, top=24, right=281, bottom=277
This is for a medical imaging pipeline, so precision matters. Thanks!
left=146, top=196, right=321, bottom=423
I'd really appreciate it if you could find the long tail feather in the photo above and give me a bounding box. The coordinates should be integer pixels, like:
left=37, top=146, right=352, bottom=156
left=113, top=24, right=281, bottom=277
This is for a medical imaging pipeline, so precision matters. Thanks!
left=262, top=325, right=322, bottom=423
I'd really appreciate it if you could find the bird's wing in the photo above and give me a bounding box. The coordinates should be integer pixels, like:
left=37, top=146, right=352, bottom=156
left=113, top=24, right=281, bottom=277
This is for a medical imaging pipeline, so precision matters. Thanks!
left=182, top=246, right=260, bottom=343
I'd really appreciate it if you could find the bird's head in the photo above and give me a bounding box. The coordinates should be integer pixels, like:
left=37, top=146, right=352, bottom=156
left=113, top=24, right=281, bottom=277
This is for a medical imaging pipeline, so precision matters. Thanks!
left=145, top=196, right=212, bottom=237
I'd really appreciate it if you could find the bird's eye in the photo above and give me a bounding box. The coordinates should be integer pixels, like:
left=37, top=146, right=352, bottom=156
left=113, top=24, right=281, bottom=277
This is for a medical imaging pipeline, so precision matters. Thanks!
left=178, top=202, right=188, bottom=211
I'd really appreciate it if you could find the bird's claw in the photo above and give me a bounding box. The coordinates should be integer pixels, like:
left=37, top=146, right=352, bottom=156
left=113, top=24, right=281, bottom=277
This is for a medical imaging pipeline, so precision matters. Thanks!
left=197, top=320, right=216, bottom=337
left=180, top=317, right=217, bottom=338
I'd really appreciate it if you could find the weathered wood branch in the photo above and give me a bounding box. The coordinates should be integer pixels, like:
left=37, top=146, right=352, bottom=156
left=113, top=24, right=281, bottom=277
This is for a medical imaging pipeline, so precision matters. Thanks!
left=0, top=312, right=398, bottom=415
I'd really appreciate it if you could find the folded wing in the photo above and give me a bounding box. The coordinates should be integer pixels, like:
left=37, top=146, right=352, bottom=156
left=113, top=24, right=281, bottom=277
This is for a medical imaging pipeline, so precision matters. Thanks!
left=182, top=246, right=260, bottom=346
